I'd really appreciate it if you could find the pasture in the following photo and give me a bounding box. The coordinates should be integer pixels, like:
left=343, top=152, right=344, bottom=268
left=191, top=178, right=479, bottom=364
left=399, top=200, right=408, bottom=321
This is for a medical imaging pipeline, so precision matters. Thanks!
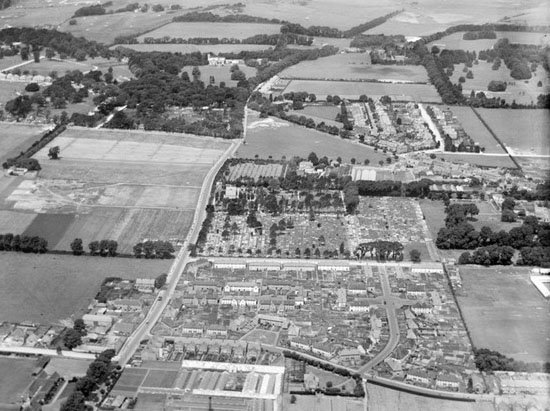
left=476, top=109, right=550, bottom=157
left=429, top=31, right=550, bottom=53
left=280, top=53, right=429, bottom=83
left=457, top=266, right=550, bottom=363
left=451, top=62, right=549, bottom=106
left=239, top=112, right=387, bottom=163
left=0, top=357, right=36, bottom=406
left=0, top=253, right=170, bottom=324
left=448, top=106, right=505, bottom=154
left=0, top=122, right=48, bottom=163
left=11, top=58, right=94, bottom=77
left=138, top=22, right=281, bottom=41
left=0, top=127, right=230, bottom=253
left=283, top=79, right=441, bottom=102
left=114, top=43, right=271, bottom=54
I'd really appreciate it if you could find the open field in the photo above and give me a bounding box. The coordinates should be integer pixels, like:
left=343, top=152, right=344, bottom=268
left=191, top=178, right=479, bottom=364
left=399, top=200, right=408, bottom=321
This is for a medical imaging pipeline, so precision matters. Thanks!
left=181, top=65, right=256, bottom=87
left=280, top=53, right=428, bottom=83
left=476, top=109, right=550, bottom=157
left=0, top=253, right=170, bottom=324
left=242, top=329, right=279, bottom=345
left=114, top=43, right=272, bottom=54
left=0, top=55, right=28, bottom=71
left=0, top=81, right=29, bottom=107
left=436, top=153, right=517, bottom=169
left=451, top=62, right=550, bottom=106
left=239, top=111, right=387, bottom=163
left=283, top=79, right=441, bottom=102
left=448, top=106, right=506, bottom=154
left=429, top=31, right=550, bottom=52
left=457, top=266, right=550, bottom=363
left=0, top=1, right=81, bottom=27
left=300, top=104, right=340, bottom=122
left=0, top=128, right=229, bottom=253
left=10, top=58, right=94, bottom=76
left=0, top=123, right=49, bottom=163
left=138, top=22, right=281, bottom=41
left=0, top=357, right=36, bottom=407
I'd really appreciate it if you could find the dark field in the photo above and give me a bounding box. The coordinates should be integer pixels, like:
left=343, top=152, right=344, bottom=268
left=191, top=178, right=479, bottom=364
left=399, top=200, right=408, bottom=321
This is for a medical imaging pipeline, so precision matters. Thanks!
left=0, top=357, right=36, bottom=407
left=23, top=213, right=75, bottom=248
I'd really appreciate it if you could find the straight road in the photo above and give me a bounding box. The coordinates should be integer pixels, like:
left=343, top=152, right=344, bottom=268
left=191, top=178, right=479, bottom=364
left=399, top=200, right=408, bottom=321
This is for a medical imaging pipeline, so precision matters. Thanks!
left=115, top=139, right=241, bottom=364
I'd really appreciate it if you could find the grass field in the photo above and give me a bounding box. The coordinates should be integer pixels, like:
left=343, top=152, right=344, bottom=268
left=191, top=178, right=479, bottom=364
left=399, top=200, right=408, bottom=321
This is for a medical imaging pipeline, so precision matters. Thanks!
left=300, top=105, right=340, bottom=122
left=0, top=123, right=49, bottom=163
left=283, top=79, right=441, bottom=102
left=457, top=266, right=550, bottom=363
left=11, top=58, right=94, bottom=76
left=451, top=62, right=550, bottom=106
left=476, top=109, right=550, bottom=157
left=114, top=43, right=272, bottom=54
left=239, top=111, right=387, bottom=163
left=242, top=329, right=279, bottom=345
left=0, top=357, right=36, bottom=406
left=138, top=22, right=281, bottom=41
left=429, top=31, right=550, bottom=52
left=181, top=65, right=256, bottom=87
left=280, top=53, right=428, bottom=83
left=0, top=253, right=171, bottom=324
left=142, top=370, right=178, bottom=388
left=448, top=106, right=506, bottom=154
left=436, top=153, right=517, bottom=169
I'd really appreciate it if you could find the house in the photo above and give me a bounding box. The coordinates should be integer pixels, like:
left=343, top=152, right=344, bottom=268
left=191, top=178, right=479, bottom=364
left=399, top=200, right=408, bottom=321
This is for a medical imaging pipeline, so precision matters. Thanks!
left=435, top=374, right=461, bottom=390
left=282, top=262, right=316, bottom=272
left=205, top=325, right=227, bottom=337
left=411, top=302, right=433, bottom=316
left=311, top=343, right=333, bottom=359
left=338, top=348, right=362, bottom=362
left=192, top=281, right=221, bottom=293
left=110, top=298, right=142, bottom=311
left=135, top=278, right=155, bottom=293
left=82, top=314, right=113, bottom=329
left=349, top=301, right=370, bottom=313
left=181, top=325, right=203, bottom=335
left=318, top=261, right=350, bottom=271
left=406, top=370, right=431, bottom=385
left=248, top=261, right=282, bottom=271
left=290, top=338, right=310, bottom=351
left=224, top=281, right=260, bottom=294
left=213, top=259, right=247, bottom=270
left=470, top=373, right=485, bottom=393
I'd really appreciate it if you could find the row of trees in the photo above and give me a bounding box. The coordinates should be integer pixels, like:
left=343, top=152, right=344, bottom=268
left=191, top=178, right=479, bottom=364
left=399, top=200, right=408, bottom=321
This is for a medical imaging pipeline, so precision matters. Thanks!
left=355, top=240, right=404, bottom=261
left=139, top=33, right=313, bottom=47
left=475, top=348, right=550, bottom=373
left=0, top=233, right=48, bottom=253
left=133, top=240, right=175, bottom=259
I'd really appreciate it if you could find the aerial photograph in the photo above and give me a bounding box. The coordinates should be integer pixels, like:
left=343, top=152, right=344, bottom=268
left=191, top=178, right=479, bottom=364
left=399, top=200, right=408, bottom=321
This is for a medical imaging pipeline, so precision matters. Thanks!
left=0, top=0, right=548, bottom=410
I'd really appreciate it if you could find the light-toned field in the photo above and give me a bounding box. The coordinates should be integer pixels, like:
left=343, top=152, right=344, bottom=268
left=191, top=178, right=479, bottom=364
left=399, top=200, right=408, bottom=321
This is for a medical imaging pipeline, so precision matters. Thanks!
left=280, top=53, right=429, bottom=83
left=12, top=58, right=94, bottom=76
left=138, top=22, right=281, bottom=41
left=476, top=109, right=550, bottom=157
left=448, top=106, right=506, bottom=154
left=181, top=65, right=256, bottom=87
left=452, top=62, right=550, bottom=106
left=0, top=122, right=48, bottom=163
left=283, top=79, right=441, bottom=102
left=0, top=0, right=81, bottom=27
left=436, top=153, right=517, bottom=169
left=457, top=266, right=550, bottom=363
left=238, top=111, right=386, bottom=163
left=429, top=31, right=550, bottom=52
left=0, top=252, right=171, bottom=324
left=0, top=209, right=37, bottom=233
left=0, top=54, right=27, bottom=71
left=114, top=43, right=272, bottom=54
left=300, top=104, right=340, bottom=122
left=0, top=81, right=28, bottom=107
left=0, top=357, right=37, bottom=406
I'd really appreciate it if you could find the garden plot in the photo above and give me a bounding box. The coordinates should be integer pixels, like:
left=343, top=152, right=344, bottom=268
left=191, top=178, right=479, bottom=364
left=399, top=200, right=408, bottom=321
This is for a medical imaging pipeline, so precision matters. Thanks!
left=346, top=197, right=429, bottom=249
left=227, top=163, right=285, bottom=182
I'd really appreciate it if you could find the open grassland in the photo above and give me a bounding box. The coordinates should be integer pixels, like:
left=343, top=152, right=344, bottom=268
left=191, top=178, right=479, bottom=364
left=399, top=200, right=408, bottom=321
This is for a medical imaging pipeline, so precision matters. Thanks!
left=429, top=31, right=550, bottom=52
left=0, top=0, right=81, bottom=27
left=0, top=357, right=36, bottom=406
left=0, top=55, right=27, bottom=71
left=239, top=111, right=386, bottom=163
left=114, top=43, right=271, bottom=54
left=181, top=65, right=256, bottom=87
left=476, top=109, right=550, bottom=157
left=300, top=104, right=340, bottom=122
left=284, top=79, right=441, bottom=102
left=0, top=81, right=27, bottom=107
left=436, top=153, right=517, bottom=169
left=0, top=128, right=229, bottom=253
left=0, top=123, right=49, bottom=163
left=138, top=22, right=281, bottom=41
left=0, top=253, right=170, bottom=324
left=457, top=266, right=550, bottom=363
left=12, top=58, right=94, bottom=76
left=366, top=383, right=494, bottom=411
left=280, top=53, right=429, bottom=83
left=448, top=106, right=506, bottom=154
left=451, top=62, right=549, bottom=106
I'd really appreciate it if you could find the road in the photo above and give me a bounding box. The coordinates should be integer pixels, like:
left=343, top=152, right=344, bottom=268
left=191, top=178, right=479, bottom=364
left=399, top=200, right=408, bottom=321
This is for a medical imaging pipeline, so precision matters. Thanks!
left=114, top=138, right=241, bottom=364
left=358, top=266, right=400, bottom=372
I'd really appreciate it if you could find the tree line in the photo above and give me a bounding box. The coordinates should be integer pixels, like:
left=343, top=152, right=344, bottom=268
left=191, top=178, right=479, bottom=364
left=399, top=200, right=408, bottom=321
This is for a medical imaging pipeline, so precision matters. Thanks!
left=475, top=348, right=550, bottom=374
left=0, top=233, right=48, bottom=253
left=133, top=240, right=175, bottom=259
left=138, top=33, right=313, bottom=47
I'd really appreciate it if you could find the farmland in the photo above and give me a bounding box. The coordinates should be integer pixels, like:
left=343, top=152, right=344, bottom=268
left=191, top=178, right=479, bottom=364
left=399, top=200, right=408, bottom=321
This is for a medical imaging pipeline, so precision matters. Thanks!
left=476, top=109, right=550, bottom=156
left=456, top=266, right=550, bottom=363
left=114, top=43, right=272, bottom=54
left=448, top=106, right=505, bottom=154
left=138, top=22, right=281, bottom=42
left=429, top=31, right=550, bottom=52
left=282, top=79, right=442, bottom=102
left=451, top=62, right=550, bottom=106
left=0, top=253, right=170, bottom=324
left=238, top=111, right=387, bottom=163
left=0, top=123, right=47, bottom=163
left=0, top=128, right=231, bottom=253
left=280, top=53, right=429, bottom=83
